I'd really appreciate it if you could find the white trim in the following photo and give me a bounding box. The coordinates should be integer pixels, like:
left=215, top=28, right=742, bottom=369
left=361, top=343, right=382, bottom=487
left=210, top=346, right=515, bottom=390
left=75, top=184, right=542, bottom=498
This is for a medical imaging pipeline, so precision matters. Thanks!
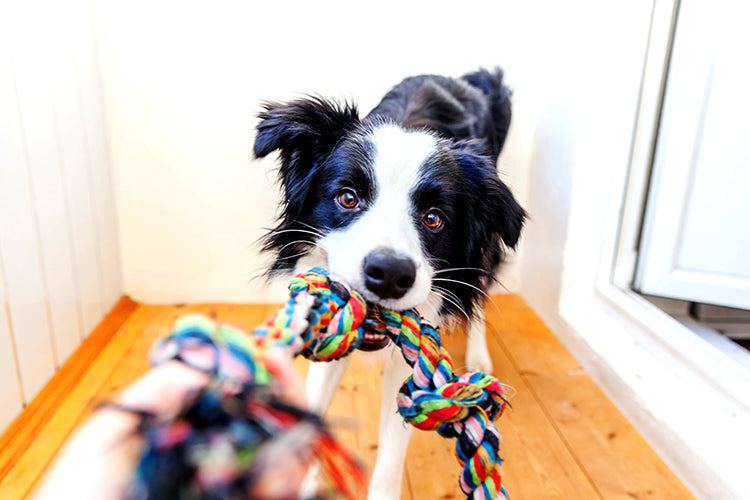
left=611, top=0, right=680, bottom=289
left=598, top=286, right=750, bottom=408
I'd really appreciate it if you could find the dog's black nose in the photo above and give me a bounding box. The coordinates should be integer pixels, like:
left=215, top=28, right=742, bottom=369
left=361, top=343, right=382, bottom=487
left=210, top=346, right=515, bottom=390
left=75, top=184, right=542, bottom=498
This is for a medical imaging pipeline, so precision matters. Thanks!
left=363, top=249, right=416, bottom=300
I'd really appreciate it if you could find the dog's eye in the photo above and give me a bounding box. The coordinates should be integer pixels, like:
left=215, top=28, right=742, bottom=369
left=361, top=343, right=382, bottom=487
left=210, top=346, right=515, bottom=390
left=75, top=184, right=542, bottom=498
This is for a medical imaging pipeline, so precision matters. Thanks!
left=423, top=210, right=444, bottom=231
left=336, top=189, right=359, bottom=209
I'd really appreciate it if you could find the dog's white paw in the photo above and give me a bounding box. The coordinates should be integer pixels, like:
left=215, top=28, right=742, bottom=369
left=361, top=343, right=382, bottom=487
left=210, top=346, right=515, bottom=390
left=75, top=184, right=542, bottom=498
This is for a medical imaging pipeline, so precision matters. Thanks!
left=367, top=488, right=401, bottom=500
left=466, top=343, right=493, bottom=374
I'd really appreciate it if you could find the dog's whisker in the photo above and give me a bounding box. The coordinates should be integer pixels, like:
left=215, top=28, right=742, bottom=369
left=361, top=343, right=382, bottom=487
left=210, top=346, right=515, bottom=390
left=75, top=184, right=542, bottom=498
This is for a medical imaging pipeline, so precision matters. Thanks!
left=433, top=267, right=504, bottom=291
left=432, top=285, right=472, bottom=320
left=427, top=256, right=451, bottom=268
left=432, top=285, right=465, bottom=313
left=288, top=219, right=328, bottom=237
left=493, top=278, right=511, bottom=294
left=433, top=277, right=491, bottom=298
left=432, top=287, right=472, bottom=324
left=268, top=228, right=325, bottom=239
left=432, top=277, right=504, bottom=318
left=434, top=267, right=493, bottom=276
left=277, top=239, right=322, bottom=254
left=432, top=291, right=465, bottom=320
left=276, top=250, right=319, bottom=262
left=274, top=239, right=325, bottom=262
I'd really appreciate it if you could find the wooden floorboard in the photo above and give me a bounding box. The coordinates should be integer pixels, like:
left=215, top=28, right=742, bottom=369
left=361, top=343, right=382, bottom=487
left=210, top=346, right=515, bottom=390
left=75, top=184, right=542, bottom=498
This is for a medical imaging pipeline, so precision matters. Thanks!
left=0, top=295, right=693, bottom=499
left=486, top=296, right=694, bottom=500
left=436, top=317, right=599, bottom=499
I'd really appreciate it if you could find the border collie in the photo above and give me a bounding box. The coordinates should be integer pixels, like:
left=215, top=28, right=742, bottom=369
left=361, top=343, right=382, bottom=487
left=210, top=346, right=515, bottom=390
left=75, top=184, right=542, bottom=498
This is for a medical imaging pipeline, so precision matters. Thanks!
left=254, top=68, right=525, bottom=499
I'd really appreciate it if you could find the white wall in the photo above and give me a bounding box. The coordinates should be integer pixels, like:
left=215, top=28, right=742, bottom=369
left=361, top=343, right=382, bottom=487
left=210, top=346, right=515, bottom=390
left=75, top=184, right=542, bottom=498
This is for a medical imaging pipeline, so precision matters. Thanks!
left=92, top=0, right=546, bottom=303
left=0, top=0, right=122, bottom=429
left=517, top=1, right=653, bottom=315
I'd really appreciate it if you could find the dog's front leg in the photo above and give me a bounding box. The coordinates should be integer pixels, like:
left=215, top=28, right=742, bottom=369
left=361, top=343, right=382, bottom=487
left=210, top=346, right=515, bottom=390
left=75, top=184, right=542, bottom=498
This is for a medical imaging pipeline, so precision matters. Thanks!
left=305, top=356, right=351, bottom=414
left=466, top=305, right=493, bottom=373
left=300, top=357, right=352, bottom=498
left=368, top=350, right=413, bottom=500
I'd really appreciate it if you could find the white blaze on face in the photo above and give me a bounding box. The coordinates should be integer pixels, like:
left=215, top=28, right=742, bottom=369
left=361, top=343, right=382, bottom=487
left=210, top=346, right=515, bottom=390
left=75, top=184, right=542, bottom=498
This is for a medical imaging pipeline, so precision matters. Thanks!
left=320, top=124, right=437, bottom=310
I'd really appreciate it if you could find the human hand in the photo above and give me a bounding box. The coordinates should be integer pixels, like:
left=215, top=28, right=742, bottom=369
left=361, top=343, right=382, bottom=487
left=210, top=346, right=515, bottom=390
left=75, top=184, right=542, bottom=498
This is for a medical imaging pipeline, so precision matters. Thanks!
left=35, top=349, right=309, bottom=500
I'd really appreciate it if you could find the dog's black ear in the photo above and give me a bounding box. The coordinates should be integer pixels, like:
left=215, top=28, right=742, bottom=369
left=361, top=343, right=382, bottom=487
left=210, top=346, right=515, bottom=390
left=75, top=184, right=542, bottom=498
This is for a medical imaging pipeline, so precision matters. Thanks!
left=254, top=97, right=360, bottom=217
left=255, top=97, right=360, bottom=159
left=485, top=171, right=526, bottom=249
left=452, top=140, right=526, bottom=249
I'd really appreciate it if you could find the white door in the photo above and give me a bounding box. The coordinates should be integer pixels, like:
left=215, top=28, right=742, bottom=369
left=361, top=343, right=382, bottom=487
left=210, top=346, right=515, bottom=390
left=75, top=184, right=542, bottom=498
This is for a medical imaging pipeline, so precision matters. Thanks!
left=634, top=0, right=750, bottom=310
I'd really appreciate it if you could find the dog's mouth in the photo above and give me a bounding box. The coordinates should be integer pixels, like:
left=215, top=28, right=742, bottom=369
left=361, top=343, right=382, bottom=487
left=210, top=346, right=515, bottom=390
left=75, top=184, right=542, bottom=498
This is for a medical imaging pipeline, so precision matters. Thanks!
left=357, top=330, right=390, bottom=351
left=355, top=294, right=423, bottom=352
left=357, top=303, right=392, bottom=352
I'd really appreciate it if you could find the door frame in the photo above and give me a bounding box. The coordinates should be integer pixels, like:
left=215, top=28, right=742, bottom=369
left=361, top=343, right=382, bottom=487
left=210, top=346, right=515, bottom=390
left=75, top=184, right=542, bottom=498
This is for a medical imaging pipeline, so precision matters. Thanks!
left=631, top=0, right=750, bottom=309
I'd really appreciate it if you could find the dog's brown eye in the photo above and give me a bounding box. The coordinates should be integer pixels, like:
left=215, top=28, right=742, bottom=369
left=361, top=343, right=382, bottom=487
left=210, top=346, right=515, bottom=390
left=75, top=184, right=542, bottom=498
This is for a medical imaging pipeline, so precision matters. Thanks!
left=423, top=210, right=444, bottom=231
left=336, top=189, right=359, bottom=209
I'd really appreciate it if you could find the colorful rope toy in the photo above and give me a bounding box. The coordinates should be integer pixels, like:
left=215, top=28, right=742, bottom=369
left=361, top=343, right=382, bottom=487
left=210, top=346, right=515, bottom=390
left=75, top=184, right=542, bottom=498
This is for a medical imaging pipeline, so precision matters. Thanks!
left=134, top=267, right=509, bottom=500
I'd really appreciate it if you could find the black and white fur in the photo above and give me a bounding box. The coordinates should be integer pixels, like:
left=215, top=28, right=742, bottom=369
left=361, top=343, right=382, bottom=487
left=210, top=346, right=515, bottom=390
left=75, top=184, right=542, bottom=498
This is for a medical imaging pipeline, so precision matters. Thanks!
left=254, top=68, right=525, bottom=499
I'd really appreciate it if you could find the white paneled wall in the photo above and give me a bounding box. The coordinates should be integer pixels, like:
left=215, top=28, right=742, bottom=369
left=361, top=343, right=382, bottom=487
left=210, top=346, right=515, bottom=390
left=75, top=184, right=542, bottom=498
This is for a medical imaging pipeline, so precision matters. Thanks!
left=0, top=0, right=121, bottom=430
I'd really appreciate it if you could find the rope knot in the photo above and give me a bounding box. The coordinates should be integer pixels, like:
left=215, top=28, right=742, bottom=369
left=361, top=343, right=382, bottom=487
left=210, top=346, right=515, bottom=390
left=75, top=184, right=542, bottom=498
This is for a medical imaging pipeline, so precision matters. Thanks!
left=364, top=304, right=509, bottom=499
left=287, top=267, right=368, bottom=361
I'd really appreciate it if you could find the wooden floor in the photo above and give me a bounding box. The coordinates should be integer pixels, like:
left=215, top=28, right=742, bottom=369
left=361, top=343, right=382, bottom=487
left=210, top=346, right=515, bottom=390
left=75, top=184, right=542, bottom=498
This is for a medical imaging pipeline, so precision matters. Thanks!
left=0, top=295, right=694, bottom=499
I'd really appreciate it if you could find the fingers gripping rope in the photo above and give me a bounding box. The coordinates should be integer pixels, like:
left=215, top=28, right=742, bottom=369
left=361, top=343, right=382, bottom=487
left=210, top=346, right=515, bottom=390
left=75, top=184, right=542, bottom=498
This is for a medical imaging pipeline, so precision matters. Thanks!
left=140, top=313, right=368, bottom=499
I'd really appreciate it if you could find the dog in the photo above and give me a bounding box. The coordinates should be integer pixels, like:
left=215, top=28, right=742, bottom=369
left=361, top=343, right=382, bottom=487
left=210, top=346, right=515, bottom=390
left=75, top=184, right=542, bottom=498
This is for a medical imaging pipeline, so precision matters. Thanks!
left=254, top=68, right=525, bottom=499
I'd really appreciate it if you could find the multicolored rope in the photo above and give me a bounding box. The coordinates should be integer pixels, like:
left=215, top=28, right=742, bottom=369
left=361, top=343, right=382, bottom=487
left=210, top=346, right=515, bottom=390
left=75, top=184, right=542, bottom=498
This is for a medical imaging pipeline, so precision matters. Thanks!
left=366, top=307, right=509, bottom=500
left=134, top=267, right=508, bottom=499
